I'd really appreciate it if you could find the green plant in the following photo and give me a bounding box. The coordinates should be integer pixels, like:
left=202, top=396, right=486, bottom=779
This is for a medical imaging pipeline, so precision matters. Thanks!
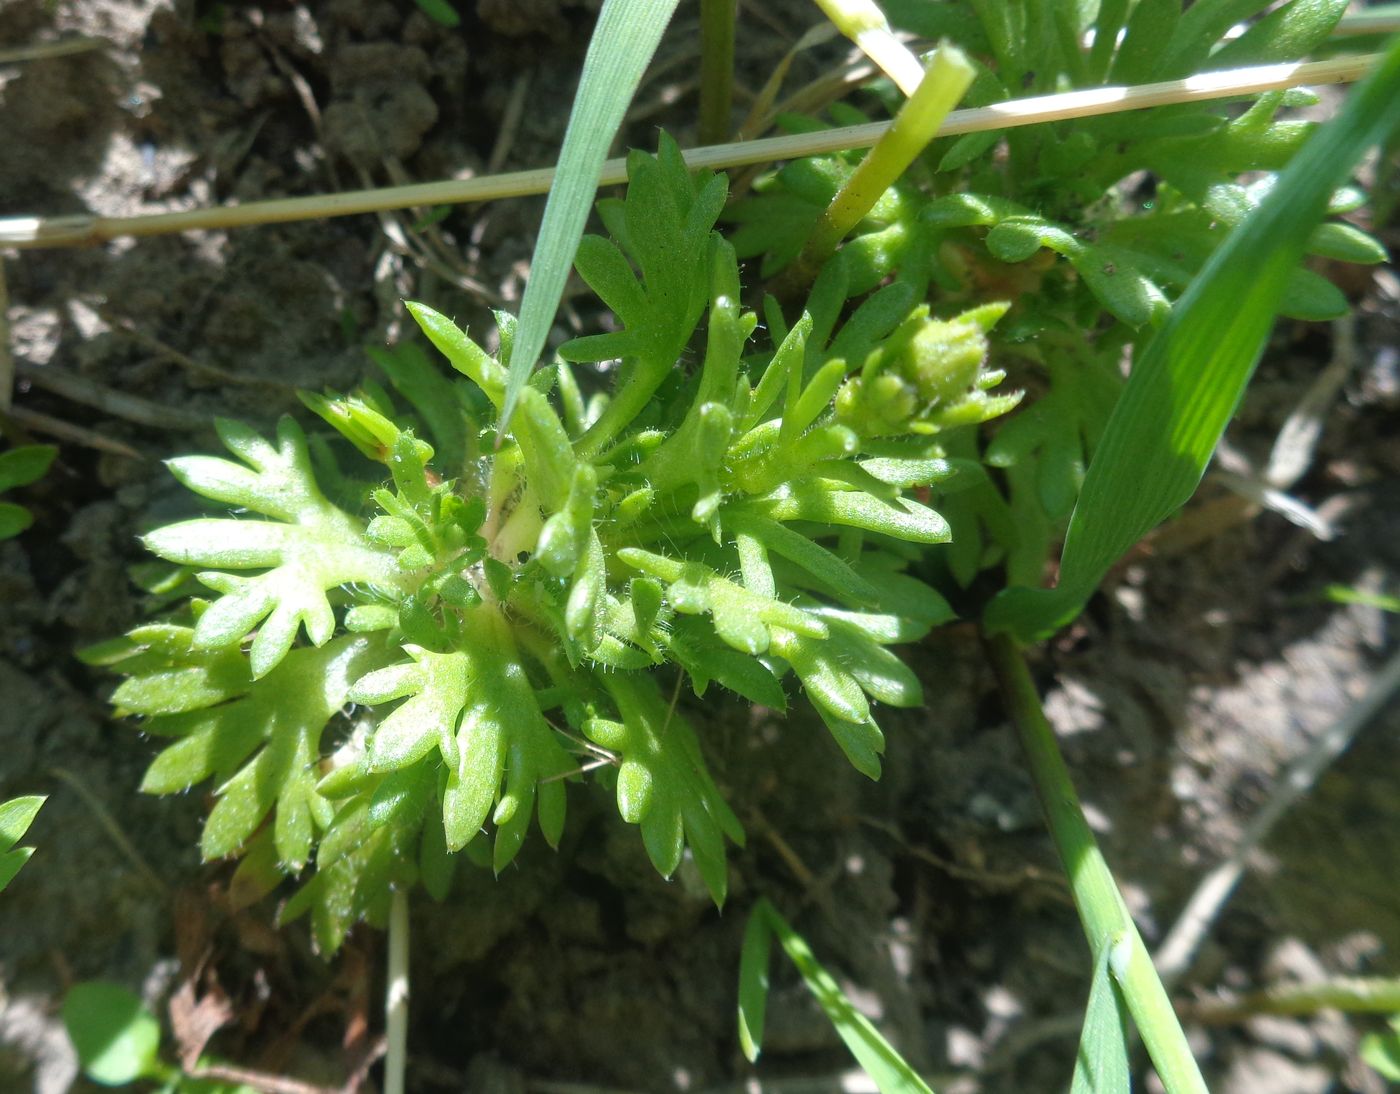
left=88, top=0, right=1400, bottom=1088
left=103, top=133, right=1018, bottom=954
left=0, top=795, right=45, bottom=893
left=733, top=3, right=1386, bottom=586
left=739, top=898, right=934, bottom=1092
left=729, top=17, right=1400, bottom=1092
left=1362, top=1013, right=1400, bottom=1083
left=0, top=443, right=56, bottom=540
left=1174, top=977, right=1400, bottom=1087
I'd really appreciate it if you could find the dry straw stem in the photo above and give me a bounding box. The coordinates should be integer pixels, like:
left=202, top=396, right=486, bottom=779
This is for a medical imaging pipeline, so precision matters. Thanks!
left=0, top=53, right=1379, bottom=251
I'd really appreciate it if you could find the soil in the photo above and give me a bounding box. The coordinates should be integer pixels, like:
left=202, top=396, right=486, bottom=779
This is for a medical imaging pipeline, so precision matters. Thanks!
left=2, top=2, right=1398, bottom=1093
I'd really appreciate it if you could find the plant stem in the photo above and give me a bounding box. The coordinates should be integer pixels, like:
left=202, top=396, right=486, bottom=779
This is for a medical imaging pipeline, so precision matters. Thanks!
left=384, top=888, right=410, bottom=1094
left=698, top=0, right=736, bottom=145
left=49, top=767, right=168, bottom=897
left=811, top=0, right=924, bottom=95
left=0, top=258, right=11, bottom=413
left=0, top=54, right=1377, bottom=251
left=0, top=36, right=106, bottom=63
left=777, top=45, right=975, bottom=294
left=982, top=631, right=1208, bottom=1094
left=573, top=356, right=671, bottom=461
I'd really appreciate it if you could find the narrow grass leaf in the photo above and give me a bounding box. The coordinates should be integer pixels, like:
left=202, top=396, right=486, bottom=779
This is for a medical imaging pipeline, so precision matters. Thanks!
left=755, top=899, right=934, bottom=1093
left=1070, top=946, right=1131, bottom=1094
left=501, top=0, right=682, bottom=431
left=413, top=0, right=461, bottom=28
left=986, top=38, right=1400, bottom=642
left=0, top=847, right=36, bottom=893
left=0, top=794, right=45, bottom=892
left=737, top=898, right=774, bottom=1061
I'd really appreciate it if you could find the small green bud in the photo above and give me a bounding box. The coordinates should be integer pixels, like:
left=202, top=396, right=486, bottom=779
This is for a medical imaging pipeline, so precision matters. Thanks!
left=615, top=486, right=655, bottom=523
left=536, top=513, right=580, bottom=577
left=483, top=557, right=513, bottom=601
left=867, top=372, right=918, bottom=424
left=344, top=604, right=398, bottom=632
left=835, top=376, right=864, bottom=424
left=630, top=577, right=664, bottom=634
left=836, top=372, right=918, bottom=434
left=900, top=318, right=987, bottom=406
left=583, top=718, right=627, bottom=751
left=537, top=463, right=599, bottom=577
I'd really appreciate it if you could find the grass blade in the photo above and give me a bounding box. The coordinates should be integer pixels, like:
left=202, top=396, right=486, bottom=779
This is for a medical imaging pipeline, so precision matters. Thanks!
left=984, top=633, right=1208, bottom=1093
left=737, top=901, right=773, bottom=1062
left=1070, top=945, right=1131, bottom=1094
left=742, top=898, right=935, bottom=1093
left=501, top=0, right=682, bottom=431
left=985, top=35, right=1400, bottom=642
left=699, top=0, right=737, bottom=144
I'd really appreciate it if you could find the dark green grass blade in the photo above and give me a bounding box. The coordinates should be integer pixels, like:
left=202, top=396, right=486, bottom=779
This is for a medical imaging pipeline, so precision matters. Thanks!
left=986, top=38, right=1400, bottom=642
left=501, top=0, right=682, bottom=431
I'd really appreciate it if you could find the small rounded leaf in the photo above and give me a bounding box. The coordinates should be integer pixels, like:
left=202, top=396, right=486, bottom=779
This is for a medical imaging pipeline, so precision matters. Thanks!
left=63, top=982, right=163, bottom=1086
left=616, top=758, right=655, bottom=823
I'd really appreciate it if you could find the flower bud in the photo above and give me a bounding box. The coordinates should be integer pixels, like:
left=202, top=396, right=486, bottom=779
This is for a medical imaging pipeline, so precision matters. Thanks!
left=868, top=372, right=918, bottom=423
left=834, top=376, right=865, bottom=424
left=900, top=317, right=989, bottom=406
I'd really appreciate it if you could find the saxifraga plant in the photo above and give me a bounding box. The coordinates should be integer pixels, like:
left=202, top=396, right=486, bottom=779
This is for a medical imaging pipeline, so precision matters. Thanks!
left=729, top=0, right=1386, bottom=590
left=100, top=136, right=1019, bottom=953
left=83, top=0, right=1394, bottom=1081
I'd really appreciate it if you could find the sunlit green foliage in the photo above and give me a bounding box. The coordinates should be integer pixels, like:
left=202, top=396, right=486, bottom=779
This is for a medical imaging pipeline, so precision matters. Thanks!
left=109, top=136, right=1015, bottom=953
left=729, top=0, right=1384, bottom=600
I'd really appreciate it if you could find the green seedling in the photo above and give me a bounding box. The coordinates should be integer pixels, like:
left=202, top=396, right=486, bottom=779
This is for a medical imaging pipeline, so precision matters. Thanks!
left=411, top=0, right=459, bottom=29
left=1324, top=583, right=1400, bottom=613
left=729, top=0, right=1389, bottom=596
